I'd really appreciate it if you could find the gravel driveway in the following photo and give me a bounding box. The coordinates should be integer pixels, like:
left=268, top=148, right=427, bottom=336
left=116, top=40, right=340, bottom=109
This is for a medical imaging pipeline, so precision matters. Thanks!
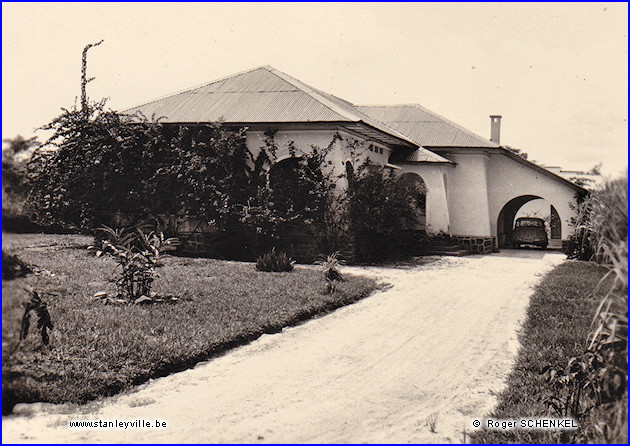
left=2, top=250, right=565, bottom=443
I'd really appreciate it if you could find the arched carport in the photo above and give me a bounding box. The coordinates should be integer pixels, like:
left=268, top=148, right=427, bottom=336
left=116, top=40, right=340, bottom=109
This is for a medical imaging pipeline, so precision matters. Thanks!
left=497, top=195, right=561, bottom=248
left=486, top=151, right=585, bottom=251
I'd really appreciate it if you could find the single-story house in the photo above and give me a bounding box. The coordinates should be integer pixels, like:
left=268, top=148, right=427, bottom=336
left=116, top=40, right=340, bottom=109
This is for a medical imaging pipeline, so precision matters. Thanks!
left=127, top=65, right=585, bottom=253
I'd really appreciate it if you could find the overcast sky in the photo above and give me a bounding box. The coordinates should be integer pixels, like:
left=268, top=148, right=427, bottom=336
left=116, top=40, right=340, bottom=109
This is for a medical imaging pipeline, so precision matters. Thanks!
left=2, top=2, right=627, bottom=176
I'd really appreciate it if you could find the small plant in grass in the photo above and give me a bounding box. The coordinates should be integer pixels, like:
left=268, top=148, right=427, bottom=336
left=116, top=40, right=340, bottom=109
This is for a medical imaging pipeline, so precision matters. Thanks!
left=315, top=251, right=346, bottom=293
left=255, top=248, right=295, bottom=272
left=20, top=289, right=54, bottom=346
left=88, top=225, right=180, bottom=304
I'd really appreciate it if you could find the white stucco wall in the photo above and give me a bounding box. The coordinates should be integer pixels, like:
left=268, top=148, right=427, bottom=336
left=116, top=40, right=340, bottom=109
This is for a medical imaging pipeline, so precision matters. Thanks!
left=486, top=153, right=579, bottom=240
left=444, top=153, right=493, bottom=236
left=245, top=131, right=580, bottom=242
left=246, top=128, right=392, bottom=188
left=398, top=163, right=450, bottom=234
left=246, top=129, right=342, bottom=163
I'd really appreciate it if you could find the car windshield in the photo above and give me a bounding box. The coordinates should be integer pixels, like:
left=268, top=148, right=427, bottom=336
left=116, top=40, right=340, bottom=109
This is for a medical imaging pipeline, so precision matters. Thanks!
left=516, top=219, right=544, bottom=228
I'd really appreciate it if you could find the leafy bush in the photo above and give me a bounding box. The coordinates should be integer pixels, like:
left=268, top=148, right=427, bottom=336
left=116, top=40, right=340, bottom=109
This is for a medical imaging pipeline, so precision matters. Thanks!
left=2, top=135, right=39, bottom=232
left=565, top=175, right=627, bottom=261
left=563, top=227, right=595, bottom=261
left=345, top=159, right=424, bottom=262
left=2, top=251, right=32, bottom=280
left=27, top=99, right=255, bottom=232
left=255, top=248, right=295, bottom=272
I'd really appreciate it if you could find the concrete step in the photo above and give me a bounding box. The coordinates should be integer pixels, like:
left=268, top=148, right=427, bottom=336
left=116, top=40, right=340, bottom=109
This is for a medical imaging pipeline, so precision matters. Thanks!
left=427, top=244, right=466, bottom=250
left=418, top=248, right=473, bottom=257
left=403, top=234, right=475, bottom=257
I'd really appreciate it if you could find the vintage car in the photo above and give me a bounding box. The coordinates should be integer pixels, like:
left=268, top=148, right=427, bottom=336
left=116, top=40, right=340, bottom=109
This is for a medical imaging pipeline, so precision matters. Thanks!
left=511, top=217, right=548, bottom=249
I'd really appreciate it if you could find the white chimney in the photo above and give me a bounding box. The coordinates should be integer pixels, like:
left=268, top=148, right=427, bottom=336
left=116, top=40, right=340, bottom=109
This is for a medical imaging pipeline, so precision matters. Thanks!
left=490, top=115, right=502, bottom=144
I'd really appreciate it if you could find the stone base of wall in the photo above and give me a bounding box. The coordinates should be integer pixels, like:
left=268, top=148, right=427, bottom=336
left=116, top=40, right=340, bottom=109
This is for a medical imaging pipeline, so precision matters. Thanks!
left=453, top=235, right=496, bottom=254
left=177, top=229, right=324, bottom=263
left=179, top=231, right=219, bottom=256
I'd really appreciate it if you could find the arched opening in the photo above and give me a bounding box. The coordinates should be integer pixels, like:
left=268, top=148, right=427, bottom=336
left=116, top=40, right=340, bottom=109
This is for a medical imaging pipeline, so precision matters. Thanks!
left=550, top=206, right=561, bottom=240
left=398, top=172, right=427, bottom=231
left=497, top=195, right=561, bottom=249
left=268, top=157, right=316, bottom=213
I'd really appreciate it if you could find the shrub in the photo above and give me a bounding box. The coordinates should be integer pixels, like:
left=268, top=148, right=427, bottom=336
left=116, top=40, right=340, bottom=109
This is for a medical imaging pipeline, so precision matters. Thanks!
left=2, top=251, right=32, bottom=280
left=26, top=99, right=255, bottom=232
left=345, top=159, right=424, bottom=262
left=255, top=248, right=295, bottom=272
left=563, top=227, right=595, bottom=261
left=565, top=175, right=627, bottom=261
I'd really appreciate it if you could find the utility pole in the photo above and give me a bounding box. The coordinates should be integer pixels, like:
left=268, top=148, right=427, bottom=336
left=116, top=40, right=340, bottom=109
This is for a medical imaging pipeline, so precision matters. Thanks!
left=81, top=40, right=104, bottom=118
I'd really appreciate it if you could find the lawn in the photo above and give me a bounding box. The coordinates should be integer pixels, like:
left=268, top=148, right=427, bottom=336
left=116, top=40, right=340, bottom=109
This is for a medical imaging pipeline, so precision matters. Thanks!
left=470, top=260, right=613, bottom=444
left=2, top=233, right=378, bottom=414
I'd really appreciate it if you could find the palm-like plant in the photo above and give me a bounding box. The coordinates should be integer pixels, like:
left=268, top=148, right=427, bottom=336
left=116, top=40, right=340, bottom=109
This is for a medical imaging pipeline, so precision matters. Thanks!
left=315, top=251, right=346, bottom=293
left=89, top=226, right=180, bottom=302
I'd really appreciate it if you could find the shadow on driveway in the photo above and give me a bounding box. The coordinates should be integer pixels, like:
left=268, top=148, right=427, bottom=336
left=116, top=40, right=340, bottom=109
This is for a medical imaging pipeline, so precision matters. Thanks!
left=490, top=248, right=565, bottom=260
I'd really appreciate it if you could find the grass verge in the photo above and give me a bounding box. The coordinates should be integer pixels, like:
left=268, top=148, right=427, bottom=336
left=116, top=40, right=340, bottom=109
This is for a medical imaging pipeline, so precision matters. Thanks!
left=2, top=233, right=378, bottom=414
left=470, top=260, right=610, bottom=443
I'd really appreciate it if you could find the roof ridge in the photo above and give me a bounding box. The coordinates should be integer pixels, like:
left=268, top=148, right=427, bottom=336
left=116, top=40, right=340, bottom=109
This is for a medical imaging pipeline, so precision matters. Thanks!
left=361, top=103, right=499, bottom=148
left=123, top=65, right=272, bottom=114
left=265, top=67, right=359, bottom=122
left=410, top=104, right=497, bottom=147
left=266, top=68, right=424, bottom=146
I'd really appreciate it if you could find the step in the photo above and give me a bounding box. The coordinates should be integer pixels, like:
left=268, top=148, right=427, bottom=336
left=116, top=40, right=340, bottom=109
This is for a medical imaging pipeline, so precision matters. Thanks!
left=417, top=249, right=473, bottom=257
left=426, top=244, right=466, bottom=251
left=428, top=239, right=461, bottom=246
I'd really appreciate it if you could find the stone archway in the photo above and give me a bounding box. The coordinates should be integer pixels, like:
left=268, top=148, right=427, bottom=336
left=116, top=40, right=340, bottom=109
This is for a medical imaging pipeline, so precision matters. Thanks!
left=497, top=195, right=561, bottom=248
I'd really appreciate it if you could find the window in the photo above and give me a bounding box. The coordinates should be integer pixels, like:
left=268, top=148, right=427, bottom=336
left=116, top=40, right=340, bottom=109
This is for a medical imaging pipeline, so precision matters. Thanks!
left=516, top=219, right=544, bottom=228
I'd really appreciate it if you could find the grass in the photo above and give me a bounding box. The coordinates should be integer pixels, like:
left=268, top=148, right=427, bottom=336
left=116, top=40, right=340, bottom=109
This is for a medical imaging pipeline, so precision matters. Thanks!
left=470, top=260, right=610, bottom=443
left=2, top=233, right=378, bottom=414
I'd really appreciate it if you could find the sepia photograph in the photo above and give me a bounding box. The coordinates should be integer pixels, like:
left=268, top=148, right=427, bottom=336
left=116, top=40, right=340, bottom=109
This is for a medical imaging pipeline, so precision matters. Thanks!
left=2, top=2, right=627, bottom=444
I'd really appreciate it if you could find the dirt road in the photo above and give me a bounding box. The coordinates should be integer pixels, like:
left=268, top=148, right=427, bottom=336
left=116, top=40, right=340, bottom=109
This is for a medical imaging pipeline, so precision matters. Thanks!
left=2, top=250, right=565, bottom=443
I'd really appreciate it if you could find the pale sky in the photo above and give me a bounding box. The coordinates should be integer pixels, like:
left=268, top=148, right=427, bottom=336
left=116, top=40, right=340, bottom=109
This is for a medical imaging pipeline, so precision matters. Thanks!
left=2, top=2, right=628, bottom=176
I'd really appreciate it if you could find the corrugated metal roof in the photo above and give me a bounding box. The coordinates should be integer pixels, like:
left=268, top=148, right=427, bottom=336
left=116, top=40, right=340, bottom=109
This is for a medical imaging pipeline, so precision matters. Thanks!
left=126, top=67, right=350, bottom=123
left=125, top=66, right=450, bottom=163
left=358, top=104, right=499, bottom=148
